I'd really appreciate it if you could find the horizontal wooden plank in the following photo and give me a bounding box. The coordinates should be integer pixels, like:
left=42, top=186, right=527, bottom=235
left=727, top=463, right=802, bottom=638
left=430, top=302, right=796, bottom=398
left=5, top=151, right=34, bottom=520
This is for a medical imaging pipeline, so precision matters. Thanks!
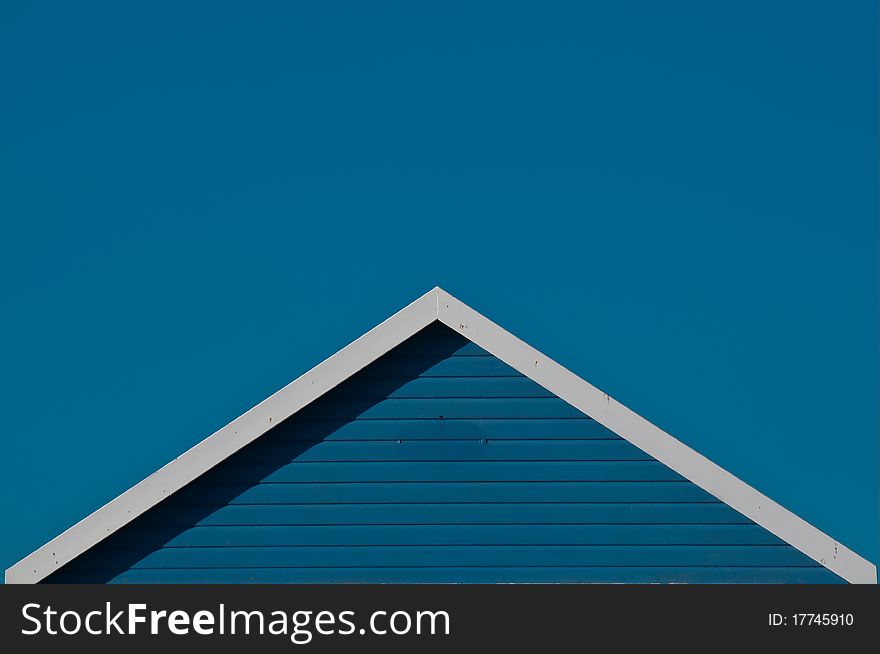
left=356, top=356, right=519, bottom=378
left=331, top=376, right=556, bottom=399
left=138, top=502, right=750, bottom=526
left=295, top=398, right=587, bottom=420
left=200, top=461, right=685, bottom=483
left=175, top=481, right=717, bottom=505
left=380, top=330, right=485, bottom=357
left=95, top=566, right=841, bottom=584
left=235, top=439, right=652, bottom=463
left=96, top=544, right=817, bottom=569
left=271, top=418, right=616, bottom=441
left=117, top=524, right=785, bottom=548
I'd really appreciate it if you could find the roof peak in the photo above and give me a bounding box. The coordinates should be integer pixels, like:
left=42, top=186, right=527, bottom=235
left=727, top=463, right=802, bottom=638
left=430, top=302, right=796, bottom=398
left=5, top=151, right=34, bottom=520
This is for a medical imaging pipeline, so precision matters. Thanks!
left=6, top=288, right=876, bottom=584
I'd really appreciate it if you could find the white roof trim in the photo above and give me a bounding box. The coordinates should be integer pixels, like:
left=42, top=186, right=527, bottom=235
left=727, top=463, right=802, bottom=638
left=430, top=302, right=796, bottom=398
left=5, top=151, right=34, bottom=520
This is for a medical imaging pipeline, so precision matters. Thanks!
left=436, top=290, right=875, bottom=584
left=6, top=287, right=876, bottom=584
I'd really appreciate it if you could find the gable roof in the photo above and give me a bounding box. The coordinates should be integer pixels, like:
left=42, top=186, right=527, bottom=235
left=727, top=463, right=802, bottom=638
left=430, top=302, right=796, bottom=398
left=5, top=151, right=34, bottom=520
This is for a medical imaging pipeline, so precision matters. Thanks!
left=6, top=288, right=876, bottom=584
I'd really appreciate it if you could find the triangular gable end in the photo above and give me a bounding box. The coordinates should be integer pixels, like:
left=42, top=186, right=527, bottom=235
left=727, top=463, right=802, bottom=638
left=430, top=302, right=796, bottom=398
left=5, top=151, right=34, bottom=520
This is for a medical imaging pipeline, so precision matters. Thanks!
left=5, top=288, right=876, bottom=584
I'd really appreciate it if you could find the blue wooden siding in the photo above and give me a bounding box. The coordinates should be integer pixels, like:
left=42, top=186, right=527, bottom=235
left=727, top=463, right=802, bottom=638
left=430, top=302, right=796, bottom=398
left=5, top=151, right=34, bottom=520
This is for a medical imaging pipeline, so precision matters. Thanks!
left=46, top=323, right=843, bottom=583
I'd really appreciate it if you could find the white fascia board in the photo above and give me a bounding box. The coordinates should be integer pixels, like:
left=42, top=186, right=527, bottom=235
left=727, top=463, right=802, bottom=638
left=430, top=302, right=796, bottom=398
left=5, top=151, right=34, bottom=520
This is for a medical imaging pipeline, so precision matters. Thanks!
left=7, top=287, right=876, bottom=584
left=436, top=288, right=877, bottom=584
left=5, top=288, right=440, bottom=584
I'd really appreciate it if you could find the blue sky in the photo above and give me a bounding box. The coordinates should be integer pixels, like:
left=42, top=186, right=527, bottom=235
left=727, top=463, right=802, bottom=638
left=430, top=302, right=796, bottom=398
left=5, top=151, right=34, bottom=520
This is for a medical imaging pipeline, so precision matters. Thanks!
left=2, top=1, right=877, bottom=574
